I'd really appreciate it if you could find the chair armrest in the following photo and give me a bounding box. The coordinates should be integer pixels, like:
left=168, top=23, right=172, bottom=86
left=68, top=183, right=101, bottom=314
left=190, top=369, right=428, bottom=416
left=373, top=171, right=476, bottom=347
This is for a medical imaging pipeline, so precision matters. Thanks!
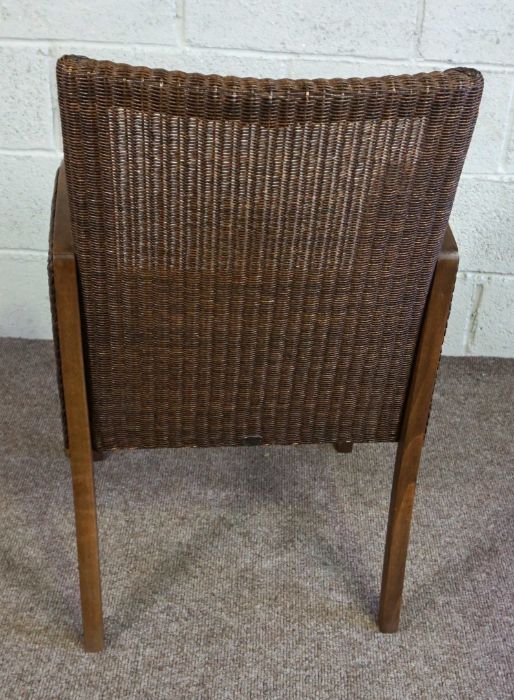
left=440, top=225, right=459, bottom=264
left=52, top=164, right=74, bottom=260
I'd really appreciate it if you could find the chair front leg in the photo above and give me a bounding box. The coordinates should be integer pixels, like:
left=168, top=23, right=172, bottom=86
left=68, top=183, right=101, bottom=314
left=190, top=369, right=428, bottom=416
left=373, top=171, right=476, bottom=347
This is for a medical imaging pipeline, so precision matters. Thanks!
left=52, top=166, right=104, bottom=651
left=54, top=256, right=104, bottom=652
left=68, top=439, right=104, bottom=651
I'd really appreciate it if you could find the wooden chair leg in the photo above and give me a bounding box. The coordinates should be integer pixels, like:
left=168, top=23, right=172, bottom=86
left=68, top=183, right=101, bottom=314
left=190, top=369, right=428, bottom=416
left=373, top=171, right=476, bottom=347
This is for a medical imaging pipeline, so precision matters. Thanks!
left=68, top=447, right=104, bottom=651
left=55, top=254, right=104, bottom=651
left=378, top=226, right=459, bottom=632
left=378, top=437, right=422, bottom=632
left=52, top=166, right=104, bottom=651
left=55, top=254, right=104, bottom=650
left=65, top=448, right=104, bottom=462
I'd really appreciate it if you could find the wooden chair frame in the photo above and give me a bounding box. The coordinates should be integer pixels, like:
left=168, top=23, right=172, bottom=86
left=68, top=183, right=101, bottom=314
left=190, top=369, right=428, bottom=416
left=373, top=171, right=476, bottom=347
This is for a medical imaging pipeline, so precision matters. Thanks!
left=51, top=164, right=458, bottom=652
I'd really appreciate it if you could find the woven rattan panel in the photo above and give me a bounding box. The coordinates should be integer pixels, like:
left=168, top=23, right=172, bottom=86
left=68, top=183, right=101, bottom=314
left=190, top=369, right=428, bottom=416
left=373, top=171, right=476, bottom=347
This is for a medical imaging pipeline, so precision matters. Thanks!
left=54, top=56, right=482, bottom=450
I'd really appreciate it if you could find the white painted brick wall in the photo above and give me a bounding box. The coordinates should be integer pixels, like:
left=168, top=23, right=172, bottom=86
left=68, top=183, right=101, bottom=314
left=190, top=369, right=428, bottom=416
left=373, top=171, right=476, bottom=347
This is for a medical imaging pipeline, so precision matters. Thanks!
left=0, top=0, right=512, bottom=356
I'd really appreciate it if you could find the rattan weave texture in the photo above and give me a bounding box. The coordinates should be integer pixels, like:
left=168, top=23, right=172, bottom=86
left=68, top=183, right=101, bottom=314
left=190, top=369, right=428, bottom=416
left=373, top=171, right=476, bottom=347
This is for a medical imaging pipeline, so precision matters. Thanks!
left=52, top=56, right=482, bottom=451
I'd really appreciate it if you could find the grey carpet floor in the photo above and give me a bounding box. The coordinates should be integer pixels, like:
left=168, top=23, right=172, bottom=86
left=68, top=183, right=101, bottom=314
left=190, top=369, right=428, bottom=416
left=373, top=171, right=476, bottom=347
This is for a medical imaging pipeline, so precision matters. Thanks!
left=0, top=338, right=513, bottom=699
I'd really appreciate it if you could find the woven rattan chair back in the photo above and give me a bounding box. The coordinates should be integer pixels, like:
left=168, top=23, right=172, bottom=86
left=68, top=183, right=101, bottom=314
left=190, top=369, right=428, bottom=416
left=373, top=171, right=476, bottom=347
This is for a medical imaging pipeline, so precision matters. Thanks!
left=55, top=56, right=482, bottom=452
left=50, top=56, right=482, bottom=650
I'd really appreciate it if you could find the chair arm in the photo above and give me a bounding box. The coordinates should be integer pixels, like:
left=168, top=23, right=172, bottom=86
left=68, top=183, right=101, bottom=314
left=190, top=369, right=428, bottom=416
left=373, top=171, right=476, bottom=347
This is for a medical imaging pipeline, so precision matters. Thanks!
left=52, top=164, right=74, bottom=260
left=439, top=225, right=459, bottom=264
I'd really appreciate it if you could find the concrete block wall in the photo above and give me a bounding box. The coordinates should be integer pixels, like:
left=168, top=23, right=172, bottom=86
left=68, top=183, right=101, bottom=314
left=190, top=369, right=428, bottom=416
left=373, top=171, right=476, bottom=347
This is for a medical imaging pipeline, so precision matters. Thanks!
left=0, top=0, right=512, bottom=355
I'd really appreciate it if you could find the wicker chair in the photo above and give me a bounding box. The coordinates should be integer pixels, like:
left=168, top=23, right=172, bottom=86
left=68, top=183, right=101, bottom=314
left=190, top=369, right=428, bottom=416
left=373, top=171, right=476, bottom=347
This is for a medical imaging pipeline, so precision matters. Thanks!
left=49, top=55, right=482, bottom=651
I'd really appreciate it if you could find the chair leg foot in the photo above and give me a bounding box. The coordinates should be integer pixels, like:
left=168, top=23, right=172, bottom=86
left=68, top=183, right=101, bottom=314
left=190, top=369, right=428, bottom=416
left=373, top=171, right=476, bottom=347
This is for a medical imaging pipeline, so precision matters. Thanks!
left=377, top=614, right=400, bottom=634
left=70, top=451, right=104, bottom=652
left=334, top=440, right=353, bottom=453
left=84, top=633, right=104, bottom=653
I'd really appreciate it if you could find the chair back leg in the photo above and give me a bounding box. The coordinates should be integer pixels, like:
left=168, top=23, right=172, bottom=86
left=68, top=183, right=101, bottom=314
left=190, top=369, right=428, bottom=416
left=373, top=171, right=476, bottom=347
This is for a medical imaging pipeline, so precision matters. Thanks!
left=378, top=227, right=459, bottom=632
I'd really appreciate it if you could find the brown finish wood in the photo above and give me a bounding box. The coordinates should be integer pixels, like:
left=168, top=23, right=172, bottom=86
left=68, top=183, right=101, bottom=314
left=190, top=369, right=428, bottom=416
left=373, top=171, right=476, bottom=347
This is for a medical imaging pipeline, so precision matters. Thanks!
left=378, top=225, right=459, bottom=633
left=65, top=449, right=105, bottom=461
left=52, top=166, right=104, bottom=652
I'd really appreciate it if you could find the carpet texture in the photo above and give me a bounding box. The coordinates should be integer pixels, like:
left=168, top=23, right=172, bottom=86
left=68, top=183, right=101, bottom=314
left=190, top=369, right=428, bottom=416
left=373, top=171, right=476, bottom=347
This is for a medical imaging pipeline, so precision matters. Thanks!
left=0, top=338, right=512, bottom=699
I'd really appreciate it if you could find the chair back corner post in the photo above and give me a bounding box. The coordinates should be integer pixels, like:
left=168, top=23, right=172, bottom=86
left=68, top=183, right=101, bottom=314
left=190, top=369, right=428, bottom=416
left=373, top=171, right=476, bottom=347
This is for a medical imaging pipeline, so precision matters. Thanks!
left=378, top=225, right=459, bottom=632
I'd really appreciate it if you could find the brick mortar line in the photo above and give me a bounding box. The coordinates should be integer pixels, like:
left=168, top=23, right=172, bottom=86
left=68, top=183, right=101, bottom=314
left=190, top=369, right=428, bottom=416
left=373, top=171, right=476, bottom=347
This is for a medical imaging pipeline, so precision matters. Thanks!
left=0, top=148, right=61, bottom=156
left=499, top=81, right=514, bottom=172
left=465, top=282, right=485, bottom=353
left=414, top=0, right=427, bottom=60
left=1, top=37, right=514, bottom=72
